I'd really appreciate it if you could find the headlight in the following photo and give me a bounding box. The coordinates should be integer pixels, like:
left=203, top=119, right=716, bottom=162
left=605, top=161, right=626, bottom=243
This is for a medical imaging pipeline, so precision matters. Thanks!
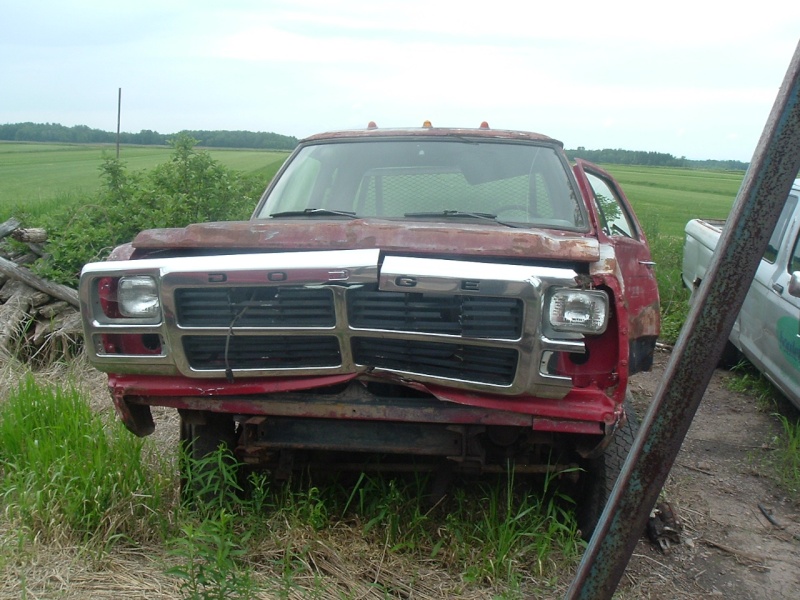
left=117, top=276, right=161, bottom=319
left=548, top=289, right=608, bottom=334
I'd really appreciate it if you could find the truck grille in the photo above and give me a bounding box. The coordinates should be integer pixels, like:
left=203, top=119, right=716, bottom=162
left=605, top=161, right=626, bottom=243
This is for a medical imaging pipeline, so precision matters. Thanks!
left=173, top=285, right=522, bottom=384
left=347, top=287, right=523, bottom=339
left=352, top=337, right=517, bottom=385
left=182, top=335, right=341, bottom=370
left=82, top=250, right=583, bottom=395
left=175, top=287, right=335, bottom=327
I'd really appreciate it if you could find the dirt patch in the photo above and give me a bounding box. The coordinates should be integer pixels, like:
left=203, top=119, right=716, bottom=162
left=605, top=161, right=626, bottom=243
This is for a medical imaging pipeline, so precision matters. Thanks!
left=618, top=349, right=800, bottom=599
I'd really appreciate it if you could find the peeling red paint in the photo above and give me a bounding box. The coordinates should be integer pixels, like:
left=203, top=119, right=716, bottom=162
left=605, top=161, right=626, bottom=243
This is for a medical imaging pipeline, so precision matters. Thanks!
left=629, top=301, right=661, bottom=339
left=132, top=219, right=601, bottom=262
left=108, top=373, right=358, bottom=397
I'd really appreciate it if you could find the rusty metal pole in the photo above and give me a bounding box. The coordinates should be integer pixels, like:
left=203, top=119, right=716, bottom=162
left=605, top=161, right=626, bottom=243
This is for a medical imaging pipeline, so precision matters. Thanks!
left=567, top=39, right=800, bottom=600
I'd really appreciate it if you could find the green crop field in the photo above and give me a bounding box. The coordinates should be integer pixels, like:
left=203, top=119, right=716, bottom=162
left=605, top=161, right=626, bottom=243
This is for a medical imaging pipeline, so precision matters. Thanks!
left=605, top=165, right=744, bottom=238
left=0, top=142, right=290, bottom=221
left=604, top=164, right=743, bottom=239
left=595, top=164, right=745, bottom=340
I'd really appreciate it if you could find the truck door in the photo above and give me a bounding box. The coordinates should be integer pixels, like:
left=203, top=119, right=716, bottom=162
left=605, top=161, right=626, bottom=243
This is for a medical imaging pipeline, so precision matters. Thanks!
left=740, top=191, right=800, bottom=406
left=572, top=160, right=660, bottom=375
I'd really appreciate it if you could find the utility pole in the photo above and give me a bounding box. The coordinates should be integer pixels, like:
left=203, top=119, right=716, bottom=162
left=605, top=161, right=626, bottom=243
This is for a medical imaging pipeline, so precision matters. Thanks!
left=116, top=88, right=122, bottom=159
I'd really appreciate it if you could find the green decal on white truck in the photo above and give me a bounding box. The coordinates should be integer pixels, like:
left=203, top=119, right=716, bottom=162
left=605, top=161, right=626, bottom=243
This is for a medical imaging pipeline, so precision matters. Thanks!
left=777, top=316, right=800, bottom=370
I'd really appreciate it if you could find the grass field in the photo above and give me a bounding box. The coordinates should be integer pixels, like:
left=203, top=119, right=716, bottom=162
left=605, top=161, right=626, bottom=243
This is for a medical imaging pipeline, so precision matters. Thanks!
left=600, top=164, right=744, bottom=336
left=603, top=164, right=743, bottom=239
left=0, top=142, right=290, bottom=221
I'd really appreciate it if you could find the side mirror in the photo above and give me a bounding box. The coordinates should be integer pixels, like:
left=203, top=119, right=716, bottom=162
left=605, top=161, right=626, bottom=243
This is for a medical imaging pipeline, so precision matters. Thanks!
left=789, top=271, right=800, bottom=298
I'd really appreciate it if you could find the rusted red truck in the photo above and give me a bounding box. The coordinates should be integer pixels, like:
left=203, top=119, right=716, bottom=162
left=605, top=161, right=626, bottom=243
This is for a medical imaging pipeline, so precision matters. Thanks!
left=79, top=123, right=659, bottom=533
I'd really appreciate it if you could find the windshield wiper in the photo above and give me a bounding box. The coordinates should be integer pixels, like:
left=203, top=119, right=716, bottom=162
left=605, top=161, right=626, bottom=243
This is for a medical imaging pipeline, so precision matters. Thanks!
left=403, top=210, right=522, bottom=228
left=269, top=208, right=358, bottom=219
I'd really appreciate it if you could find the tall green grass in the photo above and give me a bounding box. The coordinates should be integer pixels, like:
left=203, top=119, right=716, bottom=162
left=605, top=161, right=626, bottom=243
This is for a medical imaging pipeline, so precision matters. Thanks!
left=773, top=414, right=800, bottom=494
left=725, top=352, right=800, bottom=497
left=0, top=376, right=173, bottom=543
left=0, top=376, right=582, bottom=598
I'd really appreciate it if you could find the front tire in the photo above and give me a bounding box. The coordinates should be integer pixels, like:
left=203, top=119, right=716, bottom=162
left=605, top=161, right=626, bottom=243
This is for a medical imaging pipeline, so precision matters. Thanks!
left=576, top=397, right=639, bottom=539
left=717, top=340, right=743, bottom=369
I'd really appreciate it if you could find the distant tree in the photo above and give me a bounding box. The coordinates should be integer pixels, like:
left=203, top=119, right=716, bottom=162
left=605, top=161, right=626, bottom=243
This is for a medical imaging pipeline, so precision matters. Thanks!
left=564, top=147, right=747, bottom=171
left=0, top=122, right=298, bottom=151
left=136, top=129, right=163, bottom=145
left=178, top=129, right=298, bottom=150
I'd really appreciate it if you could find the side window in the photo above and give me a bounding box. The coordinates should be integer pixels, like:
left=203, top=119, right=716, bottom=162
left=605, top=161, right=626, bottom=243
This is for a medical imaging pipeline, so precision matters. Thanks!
left=763, top=194, right=798, bottom=263
left=585, top=172, right=636, bottom=238
left=790, top=230, right=800, bottom=274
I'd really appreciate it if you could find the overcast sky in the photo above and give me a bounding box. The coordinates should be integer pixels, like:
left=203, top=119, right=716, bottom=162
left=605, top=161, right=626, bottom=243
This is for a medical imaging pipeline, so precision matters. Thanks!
left=3, top=1, right=798, bottom=161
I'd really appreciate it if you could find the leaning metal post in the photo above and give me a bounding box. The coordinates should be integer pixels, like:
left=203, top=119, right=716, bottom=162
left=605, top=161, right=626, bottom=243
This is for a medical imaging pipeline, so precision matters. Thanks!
left=567, top=39, right=800, bottom=599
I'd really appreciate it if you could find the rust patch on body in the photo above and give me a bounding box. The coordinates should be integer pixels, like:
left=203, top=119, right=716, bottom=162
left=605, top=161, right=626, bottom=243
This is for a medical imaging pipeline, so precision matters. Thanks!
left=629, top=301, right=661, bottom=338
left=132, top=220, right=600, bottom=262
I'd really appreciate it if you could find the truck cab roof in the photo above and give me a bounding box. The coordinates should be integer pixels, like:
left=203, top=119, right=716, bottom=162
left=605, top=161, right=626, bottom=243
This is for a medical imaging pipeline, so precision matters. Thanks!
left=301, top=124, right=563, bottom=147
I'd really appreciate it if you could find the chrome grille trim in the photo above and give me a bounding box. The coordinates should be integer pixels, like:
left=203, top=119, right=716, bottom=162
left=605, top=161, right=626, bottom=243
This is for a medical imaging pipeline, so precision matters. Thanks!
left=80, top=249, right=585, bottom=398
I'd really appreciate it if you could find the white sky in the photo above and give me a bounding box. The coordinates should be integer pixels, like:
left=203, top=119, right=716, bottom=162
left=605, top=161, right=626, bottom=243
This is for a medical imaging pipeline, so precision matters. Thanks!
left=2, top=0, right=798, bottom=161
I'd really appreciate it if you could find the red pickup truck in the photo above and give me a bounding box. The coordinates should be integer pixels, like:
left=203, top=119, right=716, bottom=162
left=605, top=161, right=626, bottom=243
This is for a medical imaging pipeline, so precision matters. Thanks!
left=79, top=123, right=659, bottom=533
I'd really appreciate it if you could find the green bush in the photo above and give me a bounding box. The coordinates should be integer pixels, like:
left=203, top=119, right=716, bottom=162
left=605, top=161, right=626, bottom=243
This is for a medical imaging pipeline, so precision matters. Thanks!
left=34, top=135, right=264, bottom=286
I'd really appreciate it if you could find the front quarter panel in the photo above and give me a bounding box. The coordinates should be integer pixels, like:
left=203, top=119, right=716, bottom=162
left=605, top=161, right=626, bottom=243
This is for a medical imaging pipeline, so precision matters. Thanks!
left=573, top=160, right=660, bottom=374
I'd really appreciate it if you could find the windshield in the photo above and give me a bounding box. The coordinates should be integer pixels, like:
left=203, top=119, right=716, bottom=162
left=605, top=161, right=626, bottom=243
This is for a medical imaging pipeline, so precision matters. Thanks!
left=255, top=139, right=586, bottom=229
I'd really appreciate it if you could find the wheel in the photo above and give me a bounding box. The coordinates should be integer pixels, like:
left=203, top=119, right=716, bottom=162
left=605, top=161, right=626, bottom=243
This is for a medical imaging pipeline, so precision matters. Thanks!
left=717, top=340, right=743, bottom=370
left=689, top=287, right=742, bottom=370
left=576, top=396, right=639, bottom=539
left=179, top=411, right=238, bottom=506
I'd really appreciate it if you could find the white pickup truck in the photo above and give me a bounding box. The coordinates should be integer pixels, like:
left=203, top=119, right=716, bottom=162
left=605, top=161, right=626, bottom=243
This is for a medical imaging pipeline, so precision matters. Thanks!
left=682, top=179, right=800, bottom=409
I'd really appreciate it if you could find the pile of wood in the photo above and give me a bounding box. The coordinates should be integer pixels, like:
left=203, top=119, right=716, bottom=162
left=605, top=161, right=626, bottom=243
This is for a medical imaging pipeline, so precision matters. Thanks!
left=0, top=217, right=82, bottom=365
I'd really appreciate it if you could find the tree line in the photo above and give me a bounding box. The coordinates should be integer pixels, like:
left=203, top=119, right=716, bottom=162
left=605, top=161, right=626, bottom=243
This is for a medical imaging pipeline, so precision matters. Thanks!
left=565, top=146, right=748, bottom=171
left=0, top=122, right=298, bottom=151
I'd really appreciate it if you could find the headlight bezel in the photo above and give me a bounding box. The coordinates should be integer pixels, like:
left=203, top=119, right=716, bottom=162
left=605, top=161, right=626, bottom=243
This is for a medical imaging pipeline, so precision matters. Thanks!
left=93, top=274, right=162, bottom=324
